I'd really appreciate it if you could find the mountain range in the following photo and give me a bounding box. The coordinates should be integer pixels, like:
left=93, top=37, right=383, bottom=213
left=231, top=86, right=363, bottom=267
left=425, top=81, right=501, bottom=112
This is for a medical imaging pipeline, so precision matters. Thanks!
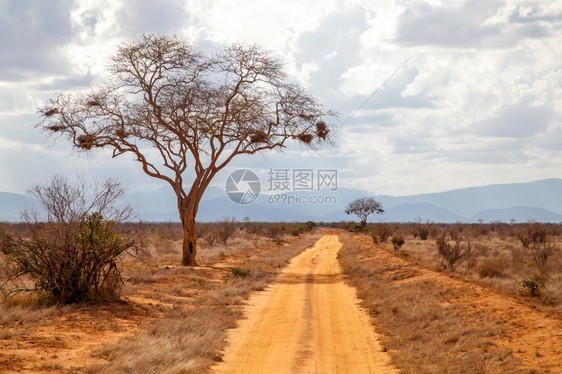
left=1, top=178, right=561, bottom=223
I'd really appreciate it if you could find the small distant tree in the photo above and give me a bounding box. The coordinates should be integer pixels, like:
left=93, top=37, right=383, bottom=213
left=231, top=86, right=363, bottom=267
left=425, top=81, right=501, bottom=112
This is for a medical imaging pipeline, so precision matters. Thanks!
left=412, top=218, right=431, bottom=240
left=38, top=34, right=335, bottom=265
left=515, top=222, right=558, bottom=277
left=0, top=175, right=135, bottom=304
left=515, top=222, right=547, bottom=249
left=435, top=229, right=471, bottom=271
left=214, top=217, right=239, bottom=244
left=345, top=197, right=384, bottom=230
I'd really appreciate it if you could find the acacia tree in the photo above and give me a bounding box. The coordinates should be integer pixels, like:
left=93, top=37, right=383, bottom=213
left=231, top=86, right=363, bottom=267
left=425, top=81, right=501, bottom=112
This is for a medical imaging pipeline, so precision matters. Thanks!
left=345, top=197, right=384, bottom=229
left=39, top=34, right=334, bottom=265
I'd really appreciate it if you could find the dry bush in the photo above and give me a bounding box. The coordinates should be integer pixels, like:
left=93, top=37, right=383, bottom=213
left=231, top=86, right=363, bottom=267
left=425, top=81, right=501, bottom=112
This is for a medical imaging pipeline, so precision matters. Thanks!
left=196, top=218, right=240, bottom=246
left=435, top=229, right=471, bottom=271
left=137, top=225, right=182, bottom=264
left=214, top=217, right=240, bottom=244
left=370, top=223, right=393, bottom=243
left=0, top=176, right=136, bottom=304
left=513, top=222, right=560, bottom=296
left=263, top=223, right=285, bottom=241
left=529, top=241, right=558, bottom=276
left=515, top=222, right=547, bottom=249
left=477, top=258, right=505, bottom=278
left=194, top=222, right=218, bottom=246
left=412, top=219, right=431, bottom=240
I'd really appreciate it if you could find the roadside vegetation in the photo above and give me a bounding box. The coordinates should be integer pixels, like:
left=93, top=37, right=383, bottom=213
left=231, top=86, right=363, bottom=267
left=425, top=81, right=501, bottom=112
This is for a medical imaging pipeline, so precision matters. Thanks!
left=1, top=219, right=560, bottom=372
left=0, top=220, right=320, bottom=373
left=338, top=220, right=562, bottom=307
left=337, top=221, right=562, bottom=373
left=338, top=231, right=518, bottom=372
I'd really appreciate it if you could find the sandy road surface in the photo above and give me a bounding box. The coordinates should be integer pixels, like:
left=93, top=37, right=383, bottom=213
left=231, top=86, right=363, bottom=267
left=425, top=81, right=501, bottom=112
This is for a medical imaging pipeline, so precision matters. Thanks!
left=212, top=234, right=398, bottom=374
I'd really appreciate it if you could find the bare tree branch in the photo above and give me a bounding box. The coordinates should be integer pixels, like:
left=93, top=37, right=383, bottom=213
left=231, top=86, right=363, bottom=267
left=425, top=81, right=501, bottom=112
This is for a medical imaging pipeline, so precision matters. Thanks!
left=38, top=34, right=336, bottom=265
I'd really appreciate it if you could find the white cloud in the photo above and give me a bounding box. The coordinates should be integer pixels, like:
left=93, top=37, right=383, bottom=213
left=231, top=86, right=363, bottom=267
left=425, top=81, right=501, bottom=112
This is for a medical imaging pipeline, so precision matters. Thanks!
left=1, top=0, right=561, bottom=196
left=182, top=0, right=336, bottom=50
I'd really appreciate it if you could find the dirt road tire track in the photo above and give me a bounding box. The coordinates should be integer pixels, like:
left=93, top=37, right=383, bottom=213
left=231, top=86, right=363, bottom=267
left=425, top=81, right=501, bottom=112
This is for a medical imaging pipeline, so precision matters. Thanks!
left=212, top=234, right=398, bottom=374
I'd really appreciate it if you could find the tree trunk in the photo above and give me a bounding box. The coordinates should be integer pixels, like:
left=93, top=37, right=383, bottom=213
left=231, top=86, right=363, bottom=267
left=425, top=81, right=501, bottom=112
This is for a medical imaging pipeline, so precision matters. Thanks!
left=177, top=175, right=214, bottom=266
left=181, top=206, right=198, bottom=266
left=360, top=219, right=367, bottom=231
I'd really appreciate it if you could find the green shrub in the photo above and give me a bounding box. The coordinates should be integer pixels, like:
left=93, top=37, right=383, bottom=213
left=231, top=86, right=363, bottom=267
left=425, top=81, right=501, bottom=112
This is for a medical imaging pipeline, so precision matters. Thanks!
left=520, top=274, right=544, bottom=296
left=288, top=223, right=305, bottom=236
left=264, top=223, right=285, bottom=241
left=391, top=236, right=405, bottom=251
left=304, top=221, right=317, bottom=231
left=240, top=221, right=264, bottom=236
left=0, top=176, right=135, bottom=304
left=340, top=221, right=364, bottom=233
left=230, top=267, right=251, bottom=278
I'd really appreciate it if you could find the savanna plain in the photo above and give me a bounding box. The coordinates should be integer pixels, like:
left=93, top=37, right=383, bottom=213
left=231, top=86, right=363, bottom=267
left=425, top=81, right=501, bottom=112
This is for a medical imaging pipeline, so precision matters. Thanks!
left=0, top=220, right=561, bottom=373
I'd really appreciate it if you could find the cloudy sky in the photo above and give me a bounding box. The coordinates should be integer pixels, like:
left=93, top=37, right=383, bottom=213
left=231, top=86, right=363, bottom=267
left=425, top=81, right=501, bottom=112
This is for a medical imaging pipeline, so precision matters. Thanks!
left=1, top=0, right=561, bottom=197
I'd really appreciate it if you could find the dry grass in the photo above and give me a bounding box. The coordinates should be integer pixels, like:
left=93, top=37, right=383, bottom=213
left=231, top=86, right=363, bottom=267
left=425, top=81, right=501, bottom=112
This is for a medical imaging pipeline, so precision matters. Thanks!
left=389, top=224, right=562, bottom=311
left=87, top=230, right=321, bottom=373
left=338, top=231, right=525, bottom=374
left=0, top=221, right=319, bottom=373
left=0, top=300, right=63, bottom=326
left=4, top=221, right=559, bottom=372
left=132, top=223, right=276, bottom=265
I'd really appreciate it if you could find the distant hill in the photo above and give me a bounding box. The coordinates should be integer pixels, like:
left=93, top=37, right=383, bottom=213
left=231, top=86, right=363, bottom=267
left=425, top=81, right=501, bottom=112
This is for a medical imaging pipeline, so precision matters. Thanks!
left=374, top=178, right=562, bottom=218
left=376, top=203, right=464, bottom=223
left=470, top=206, right=562, bottom=223
left=2, top=178, right=562, bottom=223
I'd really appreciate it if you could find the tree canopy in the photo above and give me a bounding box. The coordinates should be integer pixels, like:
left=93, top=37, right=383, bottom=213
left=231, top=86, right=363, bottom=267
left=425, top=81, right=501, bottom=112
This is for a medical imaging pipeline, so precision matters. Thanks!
left=39, top=34, right=335, bottom=265
left=345, top=197, right=384, bottom=228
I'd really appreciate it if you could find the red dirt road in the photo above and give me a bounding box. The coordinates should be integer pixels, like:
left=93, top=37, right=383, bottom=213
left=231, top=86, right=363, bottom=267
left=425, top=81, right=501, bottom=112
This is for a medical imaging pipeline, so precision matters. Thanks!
left=212, top=234, right=398, bottom=373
